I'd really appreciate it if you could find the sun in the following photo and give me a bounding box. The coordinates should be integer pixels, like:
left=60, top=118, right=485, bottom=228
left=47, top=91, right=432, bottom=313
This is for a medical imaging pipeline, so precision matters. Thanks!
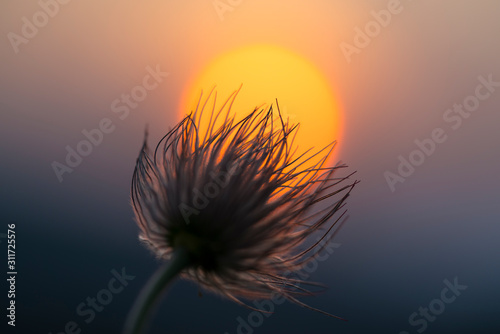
left=179, top=44, right=342, bottom=166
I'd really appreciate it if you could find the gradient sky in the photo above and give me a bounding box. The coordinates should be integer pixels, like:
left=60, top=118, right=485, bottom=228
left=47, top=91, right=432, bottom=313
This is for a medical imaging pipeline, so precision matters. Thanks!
left=1, top=1, right=499, bottom=333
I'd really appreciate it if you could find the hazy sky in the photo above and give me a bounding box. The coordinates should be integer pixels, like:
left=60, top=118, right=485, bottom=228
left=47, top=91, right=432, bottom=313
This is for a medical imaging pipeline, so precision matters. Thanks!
left=1, top=1, right=499, bottom=333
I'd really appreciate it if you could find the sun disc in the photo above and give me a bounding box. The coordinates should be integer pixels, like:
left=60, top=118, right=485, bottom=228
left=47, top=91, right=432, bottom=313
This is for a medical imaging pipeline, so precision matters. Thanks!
left=179, top=44, right=342, bottom=168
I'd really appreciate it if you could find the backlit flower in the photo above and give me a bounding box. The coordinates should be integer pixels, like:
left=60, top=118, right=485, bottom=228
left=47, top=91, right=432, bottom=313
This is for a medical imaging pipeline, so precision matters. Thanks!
left=125, top=88, right=357, bottom=333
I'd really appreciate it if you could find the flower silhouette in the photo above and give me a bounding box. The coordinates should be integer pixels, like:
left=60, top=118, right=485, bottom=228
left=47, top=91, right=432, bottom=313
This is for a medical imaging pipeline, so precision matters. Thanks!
left=125, top=88, right=357, bottom=333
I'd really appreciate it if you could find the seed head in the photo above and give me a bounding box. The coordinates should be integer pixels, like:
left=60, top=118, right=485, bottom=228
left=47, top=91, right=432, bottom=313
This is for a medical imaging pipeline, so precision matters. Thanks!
left=131, top=88, right=357, bottom=317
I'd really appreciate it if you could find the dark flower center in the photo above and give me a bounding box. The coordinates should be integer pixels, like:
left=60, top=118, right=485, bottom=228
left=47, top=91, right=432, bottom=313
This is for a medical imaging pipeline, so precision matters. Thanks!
left=172, top=229, right=225, bottom=272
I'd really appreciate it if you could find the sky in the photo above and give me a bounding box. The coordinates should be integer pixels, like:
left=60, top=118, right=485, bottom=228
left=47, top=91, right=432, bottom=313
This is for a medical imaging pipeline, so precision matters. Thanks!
left=1, top=0, right=499, bottom=333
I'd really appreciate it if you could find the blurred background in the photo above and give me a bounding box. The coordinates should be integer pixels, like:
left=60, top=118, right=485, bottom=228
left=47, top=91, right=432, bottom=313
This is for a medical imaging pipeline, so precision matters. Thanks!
left=1, top=0, right=499, bottom=333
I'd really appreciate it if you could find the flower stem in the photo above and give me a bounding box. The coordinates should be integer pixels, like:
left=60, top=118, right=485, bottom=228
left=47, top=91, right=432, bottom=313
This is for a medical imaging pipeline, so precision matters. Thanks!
left=123, top=248, right=190, bottom=334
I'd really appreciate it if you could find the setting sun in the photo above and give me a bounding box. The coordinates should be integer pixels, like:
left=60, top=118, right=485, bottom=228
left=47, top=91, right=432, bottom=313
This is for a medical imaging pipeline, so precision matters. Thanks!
left=180, top=44, right=343, bottom=166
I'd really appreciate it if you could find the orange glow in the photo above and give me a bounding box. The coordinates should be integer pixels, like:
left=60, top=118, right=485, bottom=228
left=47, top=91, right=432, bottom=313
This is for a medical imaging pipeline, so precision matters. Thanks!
left=179, top=44, right=342, bottom=167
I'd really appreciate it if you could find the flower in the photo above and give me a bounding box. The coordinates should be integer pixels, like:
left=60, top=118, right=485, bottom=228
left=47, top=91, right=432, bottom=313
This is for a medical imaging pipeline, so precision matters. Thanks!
left=128, top=88, right=357, bottom=331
